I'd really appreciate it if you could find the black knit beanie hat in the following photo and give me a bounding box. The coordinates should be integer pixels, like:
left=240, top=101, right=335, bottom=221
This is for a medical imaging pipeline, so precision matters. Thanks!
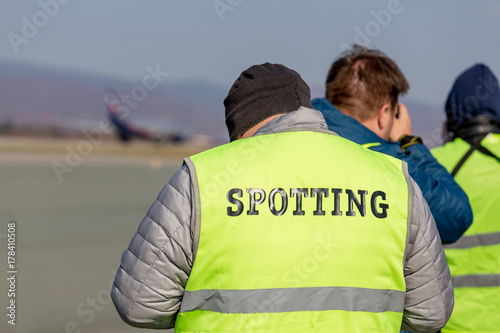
left=224, top=63, right=313, bottom=142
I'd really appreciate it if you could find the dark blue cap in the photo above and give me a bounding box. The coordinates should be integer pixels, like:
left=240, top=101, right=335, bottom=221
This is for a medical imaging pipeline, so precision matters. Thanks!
left=446, top=64, right=500, bottom=132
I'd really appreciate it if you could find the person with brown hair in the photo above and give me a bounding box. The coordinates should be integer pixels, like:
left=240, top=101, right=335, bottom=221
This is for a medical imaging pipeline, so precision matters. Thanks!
left=312, top=44, right=472, bottom=244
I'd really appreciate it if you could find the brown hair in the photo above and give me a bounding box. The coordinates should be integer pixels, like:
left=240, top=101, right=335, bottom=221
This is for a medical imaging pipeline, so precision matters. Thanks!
left=325, top=44, right=409, bottom=121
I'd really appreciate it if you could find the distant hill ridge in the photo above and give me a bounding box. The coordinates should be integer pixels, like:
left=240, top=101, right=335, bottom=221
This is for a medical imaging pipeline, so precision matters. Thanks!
left=0, top=61, right=228, bottom=140
left=0, top=61, right=444, bottom=146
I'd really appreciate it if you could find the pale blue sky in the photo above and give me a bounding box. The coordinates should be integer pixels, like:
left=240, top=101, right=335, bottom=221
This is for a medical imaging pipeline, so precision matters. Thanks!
left=1, top=0, right=500, bottom=105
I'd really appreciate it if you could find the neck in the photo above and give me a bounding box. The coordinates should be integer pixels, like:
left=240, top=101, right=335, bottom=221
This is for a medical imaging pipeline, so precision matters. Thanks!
left=238, top=114, right=286, bottom=140
left=360, top=117, right=389, bottom=141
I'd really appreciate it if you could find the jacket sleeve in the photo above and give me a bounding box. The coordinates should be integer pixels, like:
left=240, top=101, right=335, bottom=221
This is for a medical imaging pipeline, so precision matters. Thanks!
left=401, top=177, right=454, bottom=333
left=401, top=143, right=472, bottom=243
left=111, top=164, right=194, bottom=329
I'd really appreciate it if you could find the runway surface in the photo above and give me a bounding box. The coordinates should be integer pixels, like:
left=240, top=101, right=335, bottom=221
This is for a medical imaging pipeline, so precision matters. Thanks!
left=0, top=140, right=202, bottom=332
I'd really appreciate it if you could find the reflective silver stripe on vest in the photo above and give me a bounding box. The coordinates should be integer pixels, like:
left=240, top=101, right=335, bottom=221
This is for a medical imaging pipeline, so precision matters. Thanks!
left=444, top=232, right=500, bottom=249
left=180, top=286, right=405, bottom=314
left=452, top=274, right=500, bottom=288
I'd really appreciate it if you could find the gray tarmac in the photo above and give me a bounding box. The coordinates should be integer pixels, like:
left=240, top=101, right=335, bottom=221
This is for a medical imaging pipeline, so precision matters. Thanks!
left=0, top=151, right=186, bottom=333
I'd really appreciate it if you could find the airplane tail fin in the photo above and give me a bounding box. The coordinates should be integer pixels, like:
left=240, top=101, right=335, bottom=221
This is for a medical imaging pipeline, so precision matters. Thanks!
left=104, top=89, right=133, bottom=142
left=104, top=89, right=154, bottom=142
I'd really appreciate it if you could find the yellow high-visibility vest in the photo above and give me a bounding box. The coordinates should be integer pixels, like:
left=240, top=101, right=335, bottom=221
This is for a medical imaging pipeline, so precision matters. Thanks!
left=176, top=129, right=411, bottom=332
left=432, top=134, right=500, bottom=333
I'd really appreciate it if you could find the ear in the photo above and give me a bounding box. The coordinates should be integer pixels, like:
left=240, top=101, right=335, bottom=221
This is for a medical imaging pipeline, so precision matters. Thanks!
left=376, top=103, right=391, bottom=130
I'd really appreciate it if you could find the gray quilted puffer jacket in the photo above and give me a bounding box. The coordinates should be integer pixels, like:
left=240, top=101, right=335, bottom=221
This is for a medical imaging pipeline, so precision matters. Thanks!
left=111, top=108, right=454, bottom=332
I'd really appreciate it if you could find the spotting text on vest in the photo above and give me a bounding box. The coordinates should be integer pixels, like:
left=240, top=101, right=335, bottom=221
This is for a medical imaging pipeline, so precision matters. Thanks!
left=227, top=187, right=389, bottom=218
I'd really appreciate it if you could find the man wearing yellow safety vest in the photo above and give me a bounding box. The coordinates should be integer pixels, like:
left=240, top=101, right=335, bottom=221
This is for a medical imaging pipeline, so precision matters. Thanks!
left=432, top=64, right=500, bottom=333
left=111, top=63, right=453, bottom=332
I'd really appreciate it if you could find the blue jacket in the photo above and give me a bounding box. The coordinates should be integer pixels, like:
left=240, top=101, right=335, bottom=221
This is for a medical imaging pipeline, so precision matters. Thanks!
left=312, top=98, right=472, bottom=244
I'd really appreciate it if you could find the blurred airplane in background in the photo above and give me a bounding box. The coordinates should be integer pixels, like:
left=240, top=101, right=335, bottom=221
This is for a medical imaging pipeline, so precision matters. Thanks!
left=40, top=89, right=215, bottom=147
left=104, top=89, right=189, bottom=144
